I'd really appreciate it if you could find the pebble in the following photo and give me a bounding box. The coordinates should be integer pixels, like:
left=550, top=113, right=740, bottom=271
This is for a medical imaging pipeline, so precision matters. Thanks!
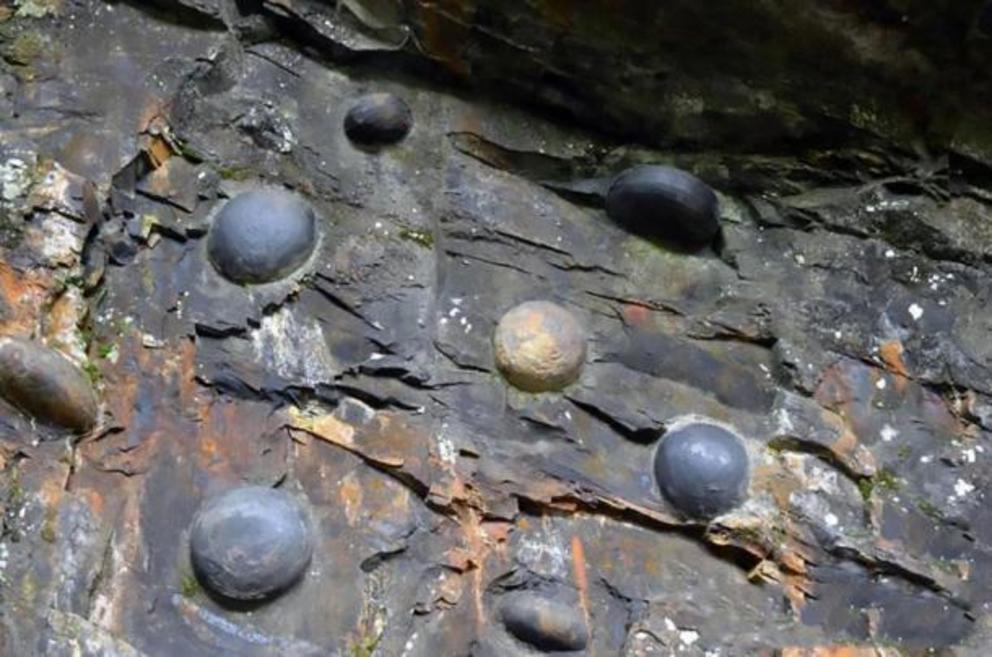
left=0, top=337, right=98, bottom=433
left=344, top=93, right=412, bottom=145
left=500, top=592, right=589, bottom=652
left=654, top=422, right=749, bottom=518
left=493, top=301, right=586, bottom=392
left=605, top=164, right=719, bottom=247
left=207, top=188, right=317, bottom=284
left=190, top=486, right=313, bottom=602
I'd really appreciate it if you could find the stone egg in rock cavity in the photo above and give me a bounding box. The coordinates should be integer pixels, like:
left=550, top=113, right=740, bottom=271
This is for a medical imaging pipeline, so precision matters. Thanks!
left=493, top=300, right=586, bottom=393
left=207, top=188, right=317, bottom=284
left=500, top=593, right=589, bottom=652
left=344, top=93, right=413, bottom=145
left=0, top=337, right=98, bottom=433
left=654, top=422, right=749, bottom=518
left=190, top=486, right=313, bottom=602
left=605, top=164, right=719, bottom=247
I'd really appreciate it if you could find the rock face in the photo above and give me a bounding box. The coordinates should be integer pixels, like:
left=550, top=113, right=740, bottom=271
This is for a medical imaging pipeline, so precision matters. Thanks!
left=605, top=165, right=719, bottom=247
left=206, top=189, right=317, bottom=284
left=343, top=93, right=413, bottom=146
left=493, top=301, right=586, bottom=392
left=653, top=422, right=749, bottom=519
left=0, top=337, right=98, bottom=433
left=500, top=593, right=589, bottom=652
left=5, top=1, right=992, bottom=656
left=189, top=486, right=313, bottom=602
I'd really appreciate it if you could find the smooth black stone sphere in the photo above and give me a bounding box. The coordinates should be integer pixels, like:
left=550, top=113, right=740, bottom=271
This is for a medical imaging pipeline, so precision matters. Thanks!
left=605, top=165, right=719, bottom=247
left=207, top=188, right=317, bottom=284
left=654, top=423, right=749, bottom=519
left=500, top=593, right=589, bottom=652
left=190, top=486, right=313, bottom=602
left=343, top=93, right=412, bottom=145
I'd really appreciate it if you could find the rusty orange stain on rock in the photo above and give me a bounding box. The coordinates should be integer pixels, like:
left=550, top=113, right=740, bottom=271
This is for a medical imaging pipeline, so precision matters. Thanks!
left=878, top=339, right=908, bottom=377
left=0, top=261, right=50, bottom=337
left=339, top=471, right=363, bottom=526
left=621, top=302, right=652, bottom=327
left=778, top=647, right=899, bottom=657
left=416, top=0, right=474, bottom=77
left=570, top=535, right=592, bottom=638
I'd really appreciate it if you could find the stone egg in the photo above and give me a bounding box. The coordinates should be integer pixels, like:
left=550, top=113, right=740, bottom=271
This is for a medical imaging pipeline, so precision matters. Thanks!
left=500, top=593, right=589, bottom=652
left=654, top=422, right=749, bottom=519
left=190, top=486, right=313, bottom=602
left=343, top=93, right=412, bottom=145
left=605, top=164, right=719, bottom=247
left=207, top=188, right=317, bottom=284
left=493, top=301, right=586, bottom=393
left=0, top=337, right=98, bottom=433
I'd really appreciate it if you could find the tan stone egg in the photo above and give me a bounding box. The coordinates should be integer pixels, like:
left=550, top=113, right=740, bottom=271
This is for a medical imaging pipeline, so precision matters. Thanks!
left=493, top=300, right=586, bottom=392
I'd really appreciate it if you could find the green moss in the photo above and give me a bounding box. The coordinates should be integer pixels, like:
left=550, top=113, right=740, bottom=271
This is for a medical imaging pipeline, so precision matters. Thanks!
left=858, top=467, right=901, bottom=503
left=179, top=572, right=200, bottom=598
left=40, top=505, right=56, bottom=543
left=398, top=227, right=434, bottom=248
left=217, top=165, right=253, bottom=181
left=81, top=360, right=101, bottom=385
left=349, top=633, right=380, bottom=657
left=3, top=31, right=45, bottom=66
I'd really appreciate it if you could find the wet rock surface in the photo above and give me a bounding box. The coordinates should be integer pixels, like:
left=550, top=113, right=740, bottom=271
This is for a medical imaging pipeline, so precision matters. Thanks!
left=0, top=337, right=98, bottom=433
left=189, top=486, right=313, bottom=602
left=1, top=1, right=992, bottom=656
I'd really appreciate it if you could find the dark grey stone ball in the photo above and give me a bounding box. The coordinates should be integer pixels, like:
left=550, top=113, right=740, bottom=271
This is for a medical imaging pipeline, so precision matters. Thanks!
left=500, top=593, right=589, bottom=652
left=654, top=422, right=749, bottom=519
left=605, top=165, right=719, bottom=247
left=207, top=188, right=317, bottom=284
left=190, top=486, right=313, bottom=602
left=344, top=93, right=412, bottom=145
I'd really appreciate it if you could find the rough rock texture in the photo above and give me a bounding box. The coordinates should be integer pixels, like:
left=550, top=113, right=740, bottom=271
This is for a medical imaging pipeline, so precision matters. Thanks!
left=493, top=300, right=586, bottom=392
left=1, top=1, right=992, bottom=656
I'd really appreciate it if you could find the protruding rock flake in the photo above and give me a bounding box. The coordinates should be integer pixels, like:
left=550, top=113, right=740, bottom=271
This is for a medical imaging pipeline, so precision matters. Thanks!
left=605, top=165, right=719, bottom=247
left=493, top=300, right=586, bottom=392
left=500, top=592, right=589, bottom=652
left=189, top=486, right=313, bottom=603
left=343, top=93, right=412, bottom=146
left=0, top=337, right=98, bottom=433
left=206, top=188, right=317, bottom=284
left=653, top=422, right=749, bottom=519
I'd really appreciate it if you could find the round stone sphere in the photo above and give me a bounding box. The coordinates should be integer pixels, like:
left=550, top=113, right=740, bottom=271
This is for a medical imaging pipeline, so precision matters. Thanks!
left=190, top=486, right=313, bottom=602
left=0, top=337, right=98, bottom=433
left=343, top=93, right=412, bottom=145
left=654, top=423, right=749, bottom=519
left=493, top=301, right=586, bottom=393
left=207, top=188, right=317, bottom=284
left=605, top=164, right=719, bottom=247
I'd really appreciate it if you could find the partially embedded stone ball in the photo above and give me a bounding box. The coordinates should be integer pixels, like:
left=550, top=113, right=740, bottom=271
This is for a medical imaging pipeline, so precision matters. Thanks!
left=343, top=93, right=412, bottom=145
left=0, top=337, right=98, bottom=433
left=605, top=164, right=719, bottom=247
left=493, top=301, right=586, bottom=392
left=654, top=423, right=749, bottom=519
left=190, top=486, right=313, bottom=602
left=207, top=188, right=317, bottom=284
left=500, top=593, right=589, bottom=652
